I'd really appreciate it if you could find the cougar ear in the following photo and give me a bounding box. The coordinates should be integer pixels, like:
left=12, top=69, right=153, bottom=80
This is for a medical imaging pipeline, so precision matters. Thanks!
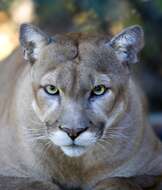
left=20, top=23, right=52, bottom=64
left=108, top=25, right=144, bottom=64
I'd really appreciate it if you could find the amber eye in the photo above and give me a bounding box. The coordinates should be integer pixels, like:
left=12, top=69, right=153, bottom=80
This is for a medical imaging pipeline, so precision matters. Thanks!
left=44, top=85, right=59, bottom=95
left=91, top=85, right=107, bottom=96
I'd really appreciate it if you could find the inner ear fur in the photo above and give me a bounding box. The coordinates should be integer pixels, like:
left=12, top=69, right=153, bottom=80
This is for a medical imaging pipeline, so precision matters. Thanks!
left=19, top=23, right=52, bottom=64
left=108, top=25, right=144, bottom=64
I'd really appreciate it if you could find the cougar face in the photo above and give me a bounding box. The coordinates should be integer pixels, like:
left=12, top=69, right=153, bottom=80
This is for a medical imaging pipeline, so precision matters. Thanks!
left=20, top=24, right=143, bottom=157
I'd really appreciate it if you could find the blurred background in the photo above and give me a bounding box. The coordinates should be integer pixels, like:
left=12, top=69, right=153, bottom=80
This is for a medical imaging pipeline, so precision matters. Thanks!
left=0, top=0, right=161, bottom=136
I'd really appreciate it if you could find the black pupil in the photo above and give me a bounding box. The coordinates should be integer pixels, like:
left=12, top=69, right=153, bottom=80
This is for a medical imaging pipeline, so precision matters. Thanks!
left=95, top=86, right=102, bottom=92
left=50, top=86, right=55, bottom=91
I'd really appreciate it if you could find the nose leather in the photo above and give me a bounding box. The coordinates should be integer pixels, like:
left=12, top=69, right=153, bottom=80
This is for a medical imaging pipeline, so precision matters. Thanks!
left=59, top=126, right=88, bottom=140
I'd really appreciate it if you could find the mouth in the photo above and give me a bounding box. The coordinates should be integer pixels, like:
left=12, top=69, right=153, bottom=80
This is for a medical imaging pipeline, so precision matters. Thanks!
left=61, top=144, right=87, bottom=157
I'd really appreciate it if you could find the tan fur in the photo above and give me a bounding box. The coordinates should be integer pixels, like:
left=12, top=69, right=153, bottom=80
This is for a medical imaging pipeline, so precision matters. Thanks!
left=0, top=24, right=162, bottom=190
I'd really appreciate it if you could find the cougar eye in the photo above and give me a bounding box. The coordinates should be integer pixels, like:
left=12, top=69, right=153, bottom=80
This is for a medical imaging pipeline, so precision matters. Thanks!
left=44, top=85, right=59, bottom=95
left=91, top=85, right=107, bottom=96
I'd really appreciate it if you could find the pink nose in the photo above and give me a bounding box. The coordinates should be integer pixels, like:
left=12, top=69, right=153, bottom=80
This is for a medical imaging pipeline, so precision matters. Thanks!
left=59, top=126, right=88, bottom=140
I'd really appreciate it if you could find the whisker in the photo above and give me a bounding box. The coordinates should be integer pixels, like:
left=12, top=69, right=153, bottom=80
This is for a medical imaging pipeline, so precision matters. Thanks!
left=27, top=129, right=47, bottom=135
left=96, top=141, right=109, bottom=152
left=23, top=130, right=48, bottom=142
left=108, top=132, right=128, bottom=139
left=103, top=127, right=129, bottom=142
left=29, top=119, right=44, bottom=126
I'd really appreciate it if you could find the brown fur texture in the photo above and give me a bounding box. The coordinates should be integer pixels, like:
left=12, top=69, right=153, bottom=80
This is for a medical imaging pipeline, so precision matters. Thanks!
left=0, top=24, right=162, bottom=190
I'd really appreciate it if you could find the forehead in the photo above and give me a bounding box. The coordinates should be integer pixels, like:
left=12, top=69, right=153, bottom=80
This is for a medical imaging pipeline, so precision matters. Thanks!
left=39, top=34, right=123, bottom=72
left=36, top=33, right=127, bottom=88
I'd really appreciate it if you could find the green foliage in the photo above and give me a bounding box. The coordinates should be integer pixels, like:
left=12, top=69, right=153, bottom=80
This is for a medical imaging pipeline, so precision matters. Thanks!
left=155, top=0, right=162, bottom=12
left=0, top=0, right=12, bottom=11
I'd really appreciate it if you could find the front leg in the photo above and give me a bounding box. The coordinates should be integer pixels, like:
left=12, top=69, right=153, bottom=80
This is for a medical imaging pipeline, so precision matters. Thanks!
left=93, top=178, right=142, bottom=190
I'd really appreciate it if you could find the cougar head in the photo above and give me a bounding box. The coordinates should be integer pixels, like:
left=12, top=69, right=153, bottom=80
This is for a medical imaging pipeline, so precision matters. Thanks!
left=20, top=24, right=144, bottom=157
